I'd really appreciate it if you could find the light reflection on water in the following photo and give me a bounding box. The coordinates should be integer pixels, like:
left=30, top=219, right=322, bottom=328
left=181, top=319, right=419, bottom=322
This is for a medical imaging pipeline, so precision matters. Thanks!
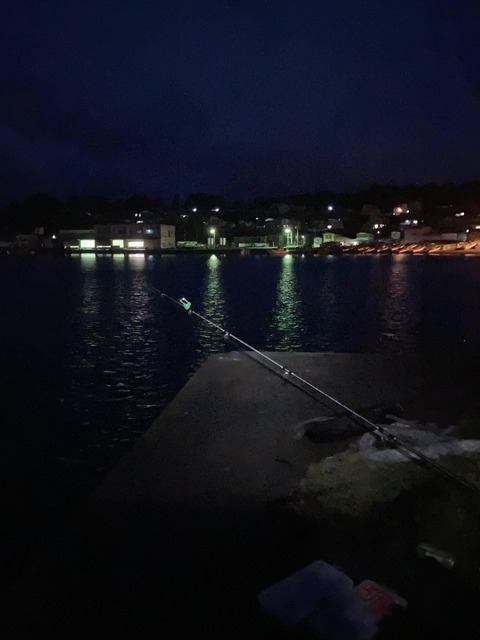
left=126, top=253, right=146, bottom=270
left=197, top=255, right=227, bottom=353
left=3, top=253, right=479, bottom=490
left=381, top=255, right=417, bottom=345
left=266, top=254, right=305, bottom=350
left=64, top=253, right=162, bottom=481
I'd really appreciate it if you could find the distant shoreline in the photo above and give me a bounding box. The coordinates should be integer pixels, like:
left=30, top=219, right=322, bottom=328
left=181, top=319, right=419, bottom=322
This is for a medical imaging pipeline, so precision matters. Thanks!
left=3, top=245, right=480, bottom=257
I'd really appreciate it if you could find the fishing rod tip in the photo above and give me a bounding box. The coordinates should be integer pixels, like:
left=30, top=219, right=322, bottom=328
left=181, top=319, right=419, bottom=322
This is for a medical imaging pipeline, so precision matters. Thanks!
left=178, top=297, right=193, bottom=312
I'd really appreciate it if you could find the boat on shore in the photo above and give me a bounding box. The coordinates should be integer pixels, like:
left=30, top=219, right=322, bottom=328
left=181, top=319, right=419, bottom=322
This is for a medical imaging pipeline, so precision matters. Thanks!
left=269, top=247, right=290, bottom=256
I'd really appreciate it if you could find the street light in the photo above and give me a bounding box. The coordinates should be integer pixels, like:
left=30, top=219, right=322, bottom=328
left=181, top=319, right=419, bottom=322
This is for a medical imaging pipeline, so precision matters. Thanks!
left=210, top=227, right=216, bottom=247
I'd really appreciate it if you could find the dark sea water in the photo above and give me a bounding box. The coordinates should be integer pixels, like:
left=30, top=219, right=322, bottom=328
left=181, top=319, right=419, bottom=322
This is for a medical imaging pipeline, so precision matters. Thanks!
left=3, top=252, right=480, bottom=483
left=2, top=252, right=480, bottom=584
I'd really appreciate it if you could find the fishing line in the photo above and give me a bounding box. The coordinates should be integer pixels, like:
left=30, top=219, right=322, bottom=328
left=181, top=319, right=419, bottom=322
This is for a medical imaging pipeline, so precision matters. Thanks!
left=154, top=288, right=480, bottom=498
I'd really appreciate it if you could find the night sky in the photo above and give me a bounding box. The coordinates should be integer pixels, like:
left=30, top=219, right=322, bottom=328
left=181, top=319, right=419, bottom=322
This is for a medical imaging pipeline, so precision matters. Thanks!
left=1, top=0, right=479, bottom=202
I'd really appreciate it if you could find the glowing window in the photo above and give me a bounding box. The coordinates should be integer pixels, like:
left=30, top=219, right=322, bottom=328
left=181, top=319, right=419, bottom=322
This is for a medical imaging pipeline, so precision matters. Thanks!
left=80, top=239, right=95, bottom=249
left=127, top=240, right=144, bottom=249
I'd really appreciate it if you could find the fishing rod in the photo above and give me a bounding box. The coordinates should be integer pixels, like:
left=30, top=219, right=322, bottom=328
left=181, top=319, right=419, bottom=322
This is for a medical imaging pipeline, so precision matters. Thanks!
left=154, top=287, right=480, bottom=498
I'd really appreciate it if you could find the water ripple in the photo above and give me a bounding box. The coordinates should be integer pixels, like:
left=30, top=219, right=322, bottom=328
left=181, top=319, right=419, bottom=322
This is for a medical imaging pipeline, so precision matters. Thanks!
left=3, top=253, right=478, bottom=491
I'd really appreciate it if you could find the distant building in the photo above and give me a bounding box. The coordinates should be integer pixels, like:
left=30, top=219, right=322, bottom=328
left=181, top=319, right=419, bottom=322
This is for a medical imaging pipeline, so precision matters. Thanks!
left=400, top=224, right=467, bottom=244
left=58, top=229, right=95, bottom=250
left=59, top=223, right=175, bottom=250
left=233, top=235, right=277, bottom=247
left=401, top=224, right=432, bottom=244
left=95, top=223, right=175, bottom=250
left=14, top=234, right=42, bottom=251
left=323, top=232, right=356, bottom=246
left=356, top=232, right=374, bottom=244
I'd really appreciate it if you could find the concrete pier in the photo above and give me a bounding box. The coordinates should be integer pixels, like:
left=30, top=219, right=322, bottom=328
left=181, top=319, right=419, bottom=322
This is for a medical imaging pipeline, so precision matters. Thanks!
left=3, top=352, right=477, bottom=639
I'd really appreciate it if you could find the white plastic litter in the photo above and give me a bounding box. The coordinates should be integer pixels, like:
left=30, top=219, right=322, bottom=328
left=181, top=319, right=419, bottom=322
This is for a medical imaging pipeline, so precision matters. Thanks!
left=301, top=423, right=480, bottom=515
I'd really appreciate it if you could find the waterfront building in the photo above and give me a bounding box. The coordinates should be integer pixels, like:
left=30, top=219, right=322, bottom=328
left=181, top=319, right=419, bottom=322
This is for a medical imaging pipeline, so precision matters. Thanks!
left=59, top=223, right=176, bottom=251
left=58, top=229, right=95, bottom=250
left=94, top=223, right=175, bottom=250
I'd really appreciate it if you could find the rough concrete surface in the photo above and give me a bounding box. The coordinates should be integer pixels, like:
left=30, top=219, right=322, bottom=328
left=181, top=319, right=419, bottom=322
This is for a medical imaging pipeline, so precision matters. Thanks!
left=2, top=352, right=475, bottom=639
